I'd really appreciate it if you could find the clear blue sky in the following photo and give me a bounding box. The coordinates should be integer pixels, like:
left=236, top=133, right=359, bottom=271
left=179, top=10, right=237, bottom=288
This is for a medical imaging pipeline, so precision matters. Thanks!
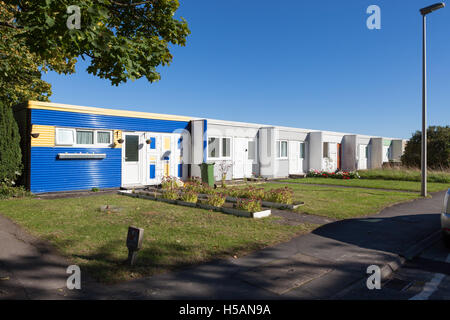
left=43, top=0, right=450, bottom=139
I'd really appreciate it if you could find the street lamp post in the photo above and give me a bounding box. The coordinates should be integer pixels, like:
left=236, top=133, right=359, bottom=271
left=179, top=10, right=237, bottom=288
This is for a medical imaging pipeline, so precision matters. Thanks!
left=419, top=3, right=445, bottom=197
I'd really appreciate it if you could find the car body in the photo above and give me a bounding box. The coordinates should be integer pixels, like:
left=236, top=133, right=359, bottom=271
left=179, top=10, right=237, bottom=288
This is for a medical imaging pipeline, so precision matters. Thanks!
left=442, top=188, right=450, bottom=247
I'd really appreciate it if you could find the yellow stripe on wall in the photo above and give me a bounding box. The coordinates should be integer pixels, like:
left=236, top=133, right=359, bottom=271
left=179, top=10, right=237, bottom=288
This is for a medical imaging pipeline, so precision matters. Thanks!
left=31, top=125, right=55, bottom=147
left=164, top=137, right=171, bottom=151
left=113, top=130, right=122, bottom=148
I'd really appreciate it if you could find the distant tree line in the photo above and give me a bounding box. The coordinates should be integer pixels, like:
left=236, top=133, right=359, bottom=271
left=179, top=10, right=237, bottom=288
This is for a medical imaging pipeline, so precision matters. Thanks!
left=401, top=126, right=450, bottom=170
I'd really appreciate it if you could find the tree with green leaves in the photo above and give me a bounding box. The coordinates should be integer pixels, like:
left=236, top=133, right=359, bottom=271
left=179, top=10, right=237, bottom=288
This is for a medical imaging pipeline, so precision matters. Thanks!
left=0, top=0, right=190, bottom=184
left=401, top=126, right=450, bottom=170
left=2, top=0, right=190, bottom=89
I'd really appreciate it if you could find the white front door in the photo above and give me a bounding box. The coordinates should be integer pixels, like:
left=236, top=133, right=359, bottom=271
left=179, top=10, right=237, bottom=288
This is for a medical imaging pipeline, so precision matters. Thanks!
left=233, top=138, right=247, bottom=179
left=358, top=144, right=368, bottom=170
left=288, top=141, right=300, bottom=174
left=122, top=133, right=144, bottom=186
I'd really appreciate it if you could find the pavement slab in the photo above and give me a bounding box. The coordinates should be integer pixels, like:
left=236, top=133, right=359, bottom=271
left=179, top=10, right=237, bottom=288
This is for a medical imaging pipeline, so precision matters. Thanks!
left=237, top=253, right=332, bottom=295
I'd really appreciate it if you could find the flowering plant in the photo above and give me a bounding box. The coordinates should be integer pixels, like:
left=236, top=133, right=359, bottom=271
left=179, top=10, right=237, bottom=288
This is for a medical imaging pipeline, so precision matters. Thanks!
left=306, top=169, right=360, bottom=180
left=206, top=193, right=226, bottom=207
left=161, top=176, right=183, bottom=190
left=179, top=190, right=198, bottom=203
left=236, top=198, right=262, bottom=213
left=264, top=187, right=294, bottom=204
left=161, top=188, right=179, bottom=200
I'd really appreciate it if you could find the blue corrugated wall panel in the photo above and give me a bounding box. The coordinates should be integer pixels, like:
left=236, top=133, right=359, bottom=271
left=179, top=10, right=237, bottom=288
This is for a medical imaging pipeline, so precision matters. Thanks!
left=31, top=109, right=189, bottom=132
left=30, top=147, right=121, bottom=193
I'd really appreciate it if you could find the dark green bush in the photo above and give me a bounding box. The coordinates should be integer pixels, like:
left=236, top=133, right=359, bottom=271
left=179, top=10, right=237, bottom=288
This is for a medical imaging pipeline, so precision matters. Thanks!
left=0, top=182, right=30, bottom=199
left=0, top=101, right=22, bottom=183
left=401, top=126, right=450, bottom=169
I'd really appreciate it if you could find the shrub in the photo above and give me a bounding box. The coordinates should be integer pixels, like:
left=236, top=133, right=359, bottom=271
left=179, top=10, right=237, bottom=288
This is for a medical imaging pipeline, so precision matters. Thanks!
left=225, top=186, right=265, bottom=200
left=0, top=101, right=22, bottom=183
left=236, top=198, right=262, bottom=213
left=179, top=191, right=198, bottom=203
left=161, top=189, right=179, bottom=200
left=199, top=183, right=216, bottom=195
left=225, top=188, right=242, bottom=198
left=206, top=193, right=226, bottom=207
left=161, top=176, right=181, bottom=190
left=307, top=169, right=360, bottom=180
left=91, top=187, right=99, bottom=192
left=0, top=182, right=30, bottom=199
left=264, top=187, right=294, bottom=204
left=240, top=186, right=265, bottom=199
left=184, top=178, right=202, bottom=193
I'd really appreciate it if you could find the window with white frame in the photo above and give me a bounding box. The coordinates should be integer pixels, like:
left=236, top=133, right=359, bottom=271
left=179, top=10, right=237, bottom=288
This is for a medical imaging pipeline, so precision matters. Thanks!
left=276, top=140, right=288, bottom=158
left=97, top=131, right=112, bottom=145
left=76, top=130, right=94, bottom=145
left=299, top=142, right=305, bottom=159
left=55, top=128, right=113, bottom=147
left=55, top=128, right=75, bottom=145
left=248, top=140, right=256, bottom=160
left=208, top=137, right=231, bottom=159
left=208, top=137, right=220, bottom=158
left=323, top=142, right=330, bottom=158
left=222, top=138, right=231, bottom=158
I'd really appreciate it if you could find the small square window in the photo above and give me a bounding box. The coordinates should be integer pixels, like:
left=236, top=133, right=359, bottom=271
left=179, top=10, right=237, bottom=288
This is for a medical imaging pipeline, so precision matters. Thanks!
left=97, top=131, right=111, bottom=144
left=76, top=130, right=94, bottom=145
left=55, top=128, right=75, bottom=145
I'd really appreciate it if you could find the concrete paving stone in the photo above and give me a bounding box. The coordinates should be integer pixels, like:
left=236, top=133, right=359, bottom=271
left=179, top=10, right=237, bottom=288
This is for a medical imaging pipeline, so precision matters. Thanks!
left=237, top=253, right=332, bottom=295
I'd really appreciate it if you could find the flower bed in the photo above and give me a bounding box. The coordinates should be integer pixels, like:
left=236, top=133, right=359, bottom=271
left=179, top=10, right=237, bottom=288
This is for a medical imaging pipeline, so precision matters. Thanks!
left=148, top=177, right=299, bottom=208
left=306, top=169, right=360, bottom=180
left=119, top=190, right=271, bottom=219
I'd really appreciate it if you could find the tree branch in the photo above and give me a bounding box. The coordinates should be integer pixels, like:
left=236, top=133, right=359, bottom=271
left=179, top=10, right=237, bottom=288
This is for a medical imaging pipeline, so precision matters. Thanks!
left=110, top=0, right=154, bottom=7
left=0, top=21, right=22, bottom=29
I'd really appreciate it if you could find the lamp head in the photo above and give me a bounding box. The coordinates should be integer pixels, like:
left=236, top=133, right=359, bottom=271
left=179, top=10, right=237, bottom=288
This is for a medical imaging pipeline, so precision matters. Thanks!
left=420, top=2, right=445, bottom=15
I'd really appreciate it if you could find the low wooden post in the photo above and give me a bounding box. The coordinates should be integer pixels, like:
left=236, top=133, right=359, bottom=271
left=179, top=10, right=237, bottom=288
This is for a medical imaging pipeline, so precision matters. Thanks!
left=126, top=226, right=144, bottom=266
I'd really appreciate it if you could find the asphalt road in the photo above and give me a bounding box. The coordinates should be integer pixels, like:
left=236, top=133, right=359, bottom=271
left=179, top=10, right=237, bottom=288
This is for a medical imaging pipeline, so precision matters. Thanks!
left=339, top=236, right=450, bottom=300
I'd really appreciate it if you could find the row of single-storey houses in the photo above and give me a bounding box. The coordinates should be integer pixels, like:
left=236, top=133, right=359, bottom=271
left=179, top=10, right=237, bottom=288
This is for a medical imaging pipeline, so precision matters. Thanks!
left=13, top=101, right=407, bottom=193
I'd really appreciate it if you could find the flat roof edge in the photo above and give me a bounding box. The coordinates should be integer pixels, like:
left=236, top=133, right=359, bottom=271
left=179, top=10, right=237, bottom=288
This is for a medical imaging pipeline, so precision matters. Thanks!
left=27, top=100, right=195, bottom=122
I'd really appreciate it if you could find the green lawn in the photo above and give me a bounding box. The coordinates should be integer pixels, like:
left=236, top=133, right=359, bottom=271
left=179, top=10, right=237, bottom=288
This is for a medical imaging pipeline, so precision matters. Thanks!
left=0, top=194, right=313, bottom=283
left=357, top=168, right=450, bottom=183
left=279, top=177, right=450, bottom=192
left=262, top=183, right=421, bottom=220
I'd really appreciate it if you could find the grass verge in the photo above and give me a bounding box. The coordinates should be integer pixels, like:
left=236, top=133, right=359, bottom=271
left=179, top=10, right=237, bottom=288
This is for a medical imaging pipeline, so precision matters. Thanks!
left=357, top=168, right=450, bottom=183
left=262, top=183, right=421, bottom=220
left=0, top=194, right=314, bottom=283
left=279, top=177, right=449, bottom=192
